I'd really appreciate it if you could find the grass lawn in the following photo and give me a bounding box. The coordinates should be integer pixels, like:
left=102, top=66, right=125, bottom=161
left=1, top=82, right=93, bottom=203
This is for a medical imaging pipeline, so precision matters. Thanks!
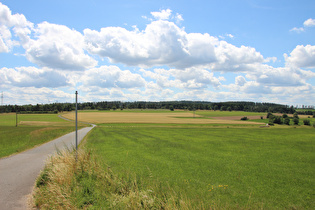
left=85, top=126, right=315, bottom=209
left=196, top=110, right=267, bottom=118
left=0, top=113, right=85, bottom=158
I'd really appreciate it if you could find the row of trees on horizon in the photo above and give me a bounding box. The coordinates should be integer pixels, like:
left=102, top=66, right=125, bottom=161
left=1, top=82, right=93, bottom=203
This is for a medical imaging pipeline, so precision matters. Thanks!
left=1, top=101, right=314, bottom=115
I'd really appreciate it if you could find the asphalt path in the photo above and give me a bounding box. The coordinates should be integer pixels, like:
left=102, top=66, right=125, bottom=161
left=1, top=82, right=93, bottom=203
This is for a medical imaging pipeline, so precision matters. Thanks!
left=0, top=125, right=95, bottom=210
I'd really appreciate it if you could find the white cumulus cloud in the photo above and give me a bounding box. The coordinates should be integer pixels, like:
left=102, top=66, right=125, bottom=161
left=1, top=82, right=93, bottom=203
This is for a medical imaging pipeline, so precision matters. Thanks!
left=82, top=65, right=146, bottom=89
left=304, top=18, right=315, bottom=27
left=0, top=66, right=70, bottom=88
left=25, top=22, right=97, bottom=70
left=291, top=18, right=315, bottom=33
left=151, top=9, right=172, bottom=20
left=84, top=18, right=263, bottom=71
left=0, top=2, right=33, bottom=52
left=285, top=45, right=315, bottom=69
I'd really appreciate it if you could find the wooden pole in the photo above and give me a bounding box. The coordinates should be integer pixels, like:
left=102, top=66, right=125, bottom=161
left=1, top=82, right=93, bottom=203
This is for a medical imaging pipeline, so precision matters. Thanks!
left=75, top=91, right=78, bottom=158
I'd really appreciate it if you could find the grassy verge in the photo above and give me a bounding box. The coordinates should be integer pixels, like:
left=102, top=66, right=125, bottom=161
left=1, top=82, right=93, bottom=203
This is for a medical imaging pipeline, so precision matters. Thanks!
left=33, top=148, right=192, bottom=209
left=0, top=113, right=86, bottom=158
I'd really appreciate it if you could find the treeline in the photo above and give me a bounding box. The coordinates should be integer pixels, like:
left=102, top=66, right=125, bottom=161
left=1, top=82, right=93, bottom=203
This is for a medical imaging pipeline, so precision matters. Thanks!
left=0, top=101, right=310, bottom=114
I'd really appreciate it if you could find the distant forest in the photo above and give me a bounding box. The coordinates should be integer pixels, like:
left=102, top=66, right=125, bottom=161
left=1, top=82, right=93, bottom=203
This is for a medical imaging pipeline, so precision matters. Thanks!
left=1, top=101, right=314, bottom=115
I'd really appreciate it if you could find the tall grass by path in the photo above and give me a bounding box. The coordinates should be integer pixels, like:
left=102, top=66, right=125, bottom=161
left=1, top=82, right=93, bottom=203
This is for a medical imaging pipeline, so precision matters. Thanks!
left=85, top=126, right=315, bottom=209
left=33, top=148, right=193, bottom=209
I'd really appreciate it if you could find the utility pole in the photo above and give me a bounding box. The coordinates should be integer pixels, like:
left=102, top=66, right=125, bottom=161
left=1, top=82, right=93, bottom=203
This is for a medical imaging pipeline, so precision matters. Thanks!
left=75, top=91, right=78, bottom=159
left=1, top=91, right=3, bottom=106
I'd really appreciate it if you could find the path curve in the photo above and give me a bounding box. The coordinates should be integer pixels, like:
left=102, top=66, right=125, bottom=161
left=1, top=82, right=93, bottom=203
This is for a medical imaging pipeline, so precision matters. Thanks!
left=0, top=125, right=95, bottom=210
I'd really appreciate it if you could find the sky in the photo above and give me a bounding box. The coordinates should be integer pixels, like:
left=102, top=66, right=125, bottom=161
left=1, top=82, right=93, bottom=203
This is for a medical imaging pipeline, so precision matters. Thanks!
left=0, top=0, right=315, bottom=106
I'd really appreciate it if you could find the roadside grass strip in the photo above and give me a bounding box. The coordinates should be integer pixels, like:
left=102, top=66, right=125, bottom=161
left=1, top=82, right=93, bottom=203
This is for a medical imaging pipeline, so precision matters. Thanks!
left=0, top=113, right=86, bottom=158
left=33, top=148, right=193, bottom=209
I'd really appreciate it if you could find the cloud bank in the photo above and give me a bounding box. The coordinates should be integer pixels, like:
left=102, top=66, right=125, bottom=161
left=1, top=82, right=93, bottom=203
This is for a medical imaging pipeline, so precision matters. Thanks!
left=0, top=3, right=314, bottom=105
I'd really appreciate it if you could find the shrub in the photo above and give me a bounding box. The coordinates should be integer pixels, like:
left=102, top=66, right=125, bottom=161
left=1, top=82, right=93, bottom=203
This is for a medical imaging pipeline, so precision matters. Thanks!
left=293, top=117, right=299, bottom=125
left=273, top=116, right=283, bottom=125
left=284, top=117, right=290, bottom=125
left=267, top=112, right=273, bottom=119
left=303, top=119, right=311, bottom=126
left=240, top=116, right=248, bottom=120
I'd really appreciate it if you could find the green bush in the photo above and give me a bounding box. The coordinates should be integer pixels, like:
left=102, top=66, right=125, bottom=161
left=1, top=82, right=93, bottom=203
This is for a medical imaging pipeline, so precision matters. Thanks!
left=273, top=116, right=283, bottom=125
left=284, top=117, right=290, bottom=125
left=240, top=116, right=248, bottom=120
left=267, top=112, right=273, bottom=119
left=293, top=117, right=299, bottom=125
left=303, top=119, right=311, bottom=126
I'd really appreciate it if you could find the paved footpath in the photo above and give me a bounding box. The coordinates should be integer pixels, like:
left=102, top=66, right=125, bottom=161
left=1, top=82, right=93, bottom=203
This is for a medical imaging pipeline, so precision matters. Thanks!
left=0, top=125, right=95, bottom=210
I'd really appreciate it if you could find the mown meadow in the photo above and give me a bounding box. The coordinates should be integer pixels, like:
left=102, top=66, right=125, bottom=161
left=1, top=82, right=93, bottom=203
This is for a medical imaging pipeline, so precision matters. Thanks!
left=0, top=113, right=85, bottom=158
left=32, top=110, right=315, bottom=209
left=84, top=126, right=314, bottom=209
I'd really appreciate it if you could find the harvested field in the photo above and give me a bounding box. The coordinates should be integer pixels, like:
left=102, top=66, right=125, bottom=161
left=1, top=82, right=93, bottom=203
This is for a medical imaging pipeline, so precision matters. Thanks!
left=62, top=111, right=264, bottom=125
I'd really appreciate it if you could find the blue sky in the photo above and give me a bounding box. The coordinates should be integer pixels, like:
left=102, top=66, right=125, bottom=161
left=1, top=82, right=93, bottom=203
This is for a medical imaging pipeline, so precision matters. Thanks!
left=0, top=0, right=314, bottom=106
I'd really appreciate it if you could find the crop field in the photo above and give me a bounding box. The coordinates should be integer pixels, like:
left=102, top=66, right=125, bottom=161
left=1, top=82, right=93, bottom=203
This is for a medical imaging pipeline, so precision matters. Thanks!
left=0, top=113, right=85, bottom=158
left=62, top=110, right=266, bottom=125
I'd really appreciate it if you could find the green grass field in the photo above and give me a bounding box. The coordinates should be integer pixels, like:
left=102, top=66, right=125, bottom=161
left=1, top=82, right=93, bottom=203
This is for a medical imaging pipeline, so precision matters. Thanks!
left=28, top=110, right=315, bottom=209
left=85, top=126, right=315, bottom=209
left=0, top=113, right=85, bottom=158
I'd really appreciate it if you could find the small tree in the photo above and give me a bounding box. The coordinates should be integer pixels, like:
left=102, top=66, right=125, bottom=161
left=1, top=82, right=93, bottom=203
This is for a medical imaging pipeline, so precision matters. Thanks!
left=273, top=116, right=283, bottom=125
left=169, top=105, right=174, bottom=111
left=284, top=117, right=290, bottom=125
left=267, top=112, right=273, bottom=119
left=293, top=117, right=299, bottom=125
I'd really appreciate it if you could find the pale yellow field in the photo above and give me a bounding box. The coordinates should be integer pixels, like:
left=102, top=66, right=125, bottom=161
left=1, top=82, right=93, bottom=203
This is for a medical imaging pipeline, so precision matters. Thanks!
left=62, top=111, right=264, bottom=125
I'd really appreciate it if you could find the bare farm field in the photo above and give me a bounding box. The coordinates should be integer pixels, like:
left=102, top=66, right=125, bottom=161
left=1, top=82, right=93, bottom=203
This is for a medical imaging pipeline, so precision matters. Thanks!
left=61, top=110, right=265, bottom=125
